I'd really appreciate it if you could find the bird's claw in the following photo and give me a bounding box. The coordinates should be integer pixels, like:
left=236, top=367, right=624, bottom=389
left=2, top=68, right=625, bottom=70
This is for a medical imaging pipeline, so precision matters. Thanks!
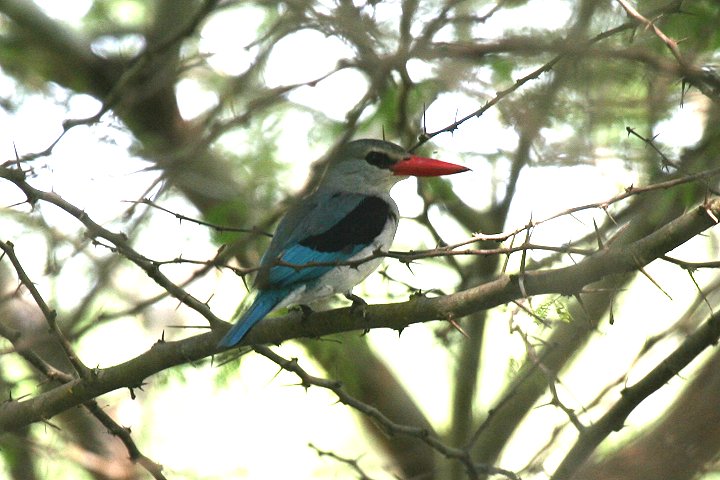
left=344, top=293, right=368, bottom=316
left=344, top=293, right=370, bottom=333
left=296, top=304, right=314, bottom=321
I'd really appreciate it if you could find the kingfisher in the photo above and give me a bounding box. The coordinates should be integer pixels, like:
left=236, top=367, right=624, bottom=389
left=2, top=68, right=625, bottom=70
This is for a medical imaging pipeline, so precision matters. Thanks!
left=218, top=139, right=469, bottom=348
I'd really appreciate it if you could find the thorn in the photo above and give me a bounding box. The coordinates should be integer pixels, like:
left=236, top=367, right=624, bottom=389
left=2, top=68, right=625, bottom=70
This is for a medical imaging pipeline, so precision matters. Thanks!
left=592, top=218, right=604, bottom=249
left=686, top=269, right=713, bottom=317
left=204, top=293, right=215, bottom=307
left=12, top=142, right=22, bottom=171
left=602, top=205, right=619, bottom=227
left=240, top=273, right=250, bottom=291
left=681, top=79, right=688, bottom=107
left=422, top=103, right=428, bottom=136
left=447, top=317, right=470, bottom=338
left=501, top=234, right=517, bottom=274
left=633, top=253, right=673, bottom=300
left=404, top=261, right=415, bottom=275
left=704, top=205, right=719, bottom=224
left=573, top=294, right=589, bottom=320
left=518, top=274, right=529, bottom=299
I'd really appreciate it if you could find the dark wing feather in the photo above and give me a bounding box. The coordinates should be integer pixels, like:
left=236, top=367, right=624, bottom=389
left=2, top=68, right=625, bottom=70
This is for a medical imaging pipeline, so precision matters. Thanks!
left=255, top=193, right=393, bottom=290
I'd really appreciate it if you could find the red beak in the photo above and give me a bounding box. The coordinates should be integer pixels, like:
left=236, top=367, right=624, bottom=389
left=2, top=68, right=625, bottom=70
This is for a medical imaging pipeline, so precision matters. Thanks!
left=391, top=155, right=470, bottom=177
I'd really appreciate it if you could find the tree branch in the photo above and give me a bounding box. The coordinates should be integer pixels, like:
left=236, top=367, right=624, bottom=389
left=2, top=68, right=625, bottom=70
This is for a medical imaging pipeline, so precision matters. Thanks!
left=0, top=184, right=715, bottom=431
left=553, top=306, right=720, bottom=479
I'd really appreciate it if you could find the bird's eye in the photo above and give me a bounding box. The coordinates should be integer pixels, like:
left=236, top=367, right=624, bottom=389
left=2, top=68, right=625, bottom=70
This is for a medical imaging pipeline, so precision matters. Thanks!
left=365, top=151, right=396, bottom=169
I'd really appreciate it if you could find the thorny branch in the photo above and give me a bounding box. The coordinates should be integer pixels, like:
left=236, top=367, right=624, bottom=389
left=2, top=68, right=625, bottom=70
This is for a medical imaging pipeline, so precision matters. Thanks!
left=46, top=161, right=720, bottom=324
left=1, top=160, right=719, bottom=339
left=83, top=401, right=168, bottom=480
left=0, top=240, right=91, bottom=378
left=0, top=166, right=225, bottom=330
left=411, top=0, right=692, bottom=148
left=133, top=198, right=273, bottom=237
left=4, top=0, right=221, bottom=165
left=0, top=0, right=718, bottom=479
left=0, top=153, right=718, bottom=479
left=0, top=241, right=167, bottom=479
left=510, top=308, right=586, bottom=432
left=0, top=169, right=720, bottom=436
left=616, top=0, right=684, bottom=66
left=552, top=307, right=720, bottom=479
left=0, top=182, right=715, bottom=441
left=254, top=345, right=520, bottom=480
left=308, top=443, right=376, bottom=480
left=103, top=164, right=720, bottom=274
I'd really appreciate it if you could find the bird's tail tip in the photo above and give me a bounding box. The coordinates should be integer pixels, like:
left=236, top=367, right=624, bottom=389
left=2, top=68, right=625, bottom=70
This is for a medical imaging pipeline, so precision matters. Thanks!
left=216, top=290, right=286, bottom=349
left=217, top=325, right=252, bottom=349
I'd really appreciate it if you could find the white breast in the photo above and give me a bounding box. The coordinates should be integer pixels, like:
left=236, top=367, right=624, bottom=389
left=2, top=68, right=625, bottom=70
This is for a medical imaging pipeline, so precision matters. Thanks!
left=276, top=214, right=399, bottom=309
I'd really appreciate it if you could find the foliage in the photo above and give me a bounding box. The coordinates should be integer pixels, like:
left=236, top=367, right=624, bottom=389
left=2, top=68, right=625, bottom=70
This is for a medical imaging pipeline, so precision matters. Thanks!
left=0, top=0, right=719, bottom=479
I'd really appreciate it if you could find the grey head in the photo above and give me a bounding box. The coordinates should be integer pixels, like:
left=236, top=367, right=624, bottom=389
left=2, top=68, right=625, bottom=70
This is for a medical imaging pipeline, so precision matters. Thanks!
left=319, top=139, right=413, bottom=195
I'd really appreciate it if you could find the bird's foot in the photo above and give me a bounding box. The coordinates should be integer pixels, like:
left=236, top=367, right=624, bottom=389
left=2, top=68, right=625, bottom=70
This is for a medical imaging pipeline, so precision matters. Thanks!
left=294, top=304, right=314, bottom=321
left=344, top=293, right=368, bottom=315
left=344, top=293, right=370, bottom=333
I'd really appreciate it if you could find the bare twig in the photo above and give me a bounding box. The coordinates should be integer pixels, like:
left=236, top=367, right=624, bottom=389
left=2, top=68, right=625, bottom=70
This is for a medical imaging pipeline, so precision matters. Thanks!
left=131, top=198, right=273, bottom=237
left=0, top=167, right=226, bottom=330
left=0, top=297, right=166, bottom=479
left=255, top=346, right=520, bottom=480
left=662, top=256, right=720, bottom=270
left=308, top=443, right=376, bottom=480
left=510, top=306, right=585, bottom=431
left=616, top=0, right=685, bottom=65
left=0, top=320, right=74, bottom=383
left=0, top=240, right=92, bottom=378
left=0, top=159, right=718, bottom=443
left=552, top=308, right=720, bottom=479
left=83, top=401, right=168, bottom=480
left=625, top=126, right=678, bottom=170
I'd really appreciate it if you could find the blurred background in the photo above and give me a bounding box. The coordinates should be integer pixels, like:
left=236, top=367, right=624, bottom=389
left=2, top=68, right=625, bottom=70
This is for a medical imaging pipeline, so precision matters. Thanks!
left=0, top=0, right=719, bottom=478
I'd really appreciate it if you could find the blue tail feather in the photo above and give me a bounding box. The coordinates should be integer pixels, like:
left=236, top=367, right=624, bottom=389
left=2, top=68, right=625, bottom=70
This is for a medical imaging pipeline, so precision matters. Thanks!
left=218, top=290, right=288, bottom=348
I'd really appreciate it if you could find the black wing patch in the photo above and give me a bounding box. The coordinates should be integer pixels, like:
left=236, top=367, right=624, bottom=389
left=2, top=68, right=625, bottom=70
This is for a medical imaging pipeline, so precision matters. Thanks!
left=300, top=196, right=394, bottom=252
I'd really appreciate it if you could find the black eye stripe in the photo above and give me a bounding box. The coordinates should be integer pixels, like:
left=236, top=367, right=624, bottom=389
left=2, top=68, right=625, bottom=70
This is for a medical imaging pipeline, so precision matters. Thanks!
left=365, top=151, right=396, bottom=169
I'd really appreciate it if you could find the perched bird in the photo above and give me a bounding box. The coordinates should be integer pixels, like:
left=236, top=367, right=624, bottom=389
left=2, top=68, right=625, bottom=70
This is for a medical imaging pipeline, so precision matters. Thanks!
left=218, top=139, right=469, bottom=347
